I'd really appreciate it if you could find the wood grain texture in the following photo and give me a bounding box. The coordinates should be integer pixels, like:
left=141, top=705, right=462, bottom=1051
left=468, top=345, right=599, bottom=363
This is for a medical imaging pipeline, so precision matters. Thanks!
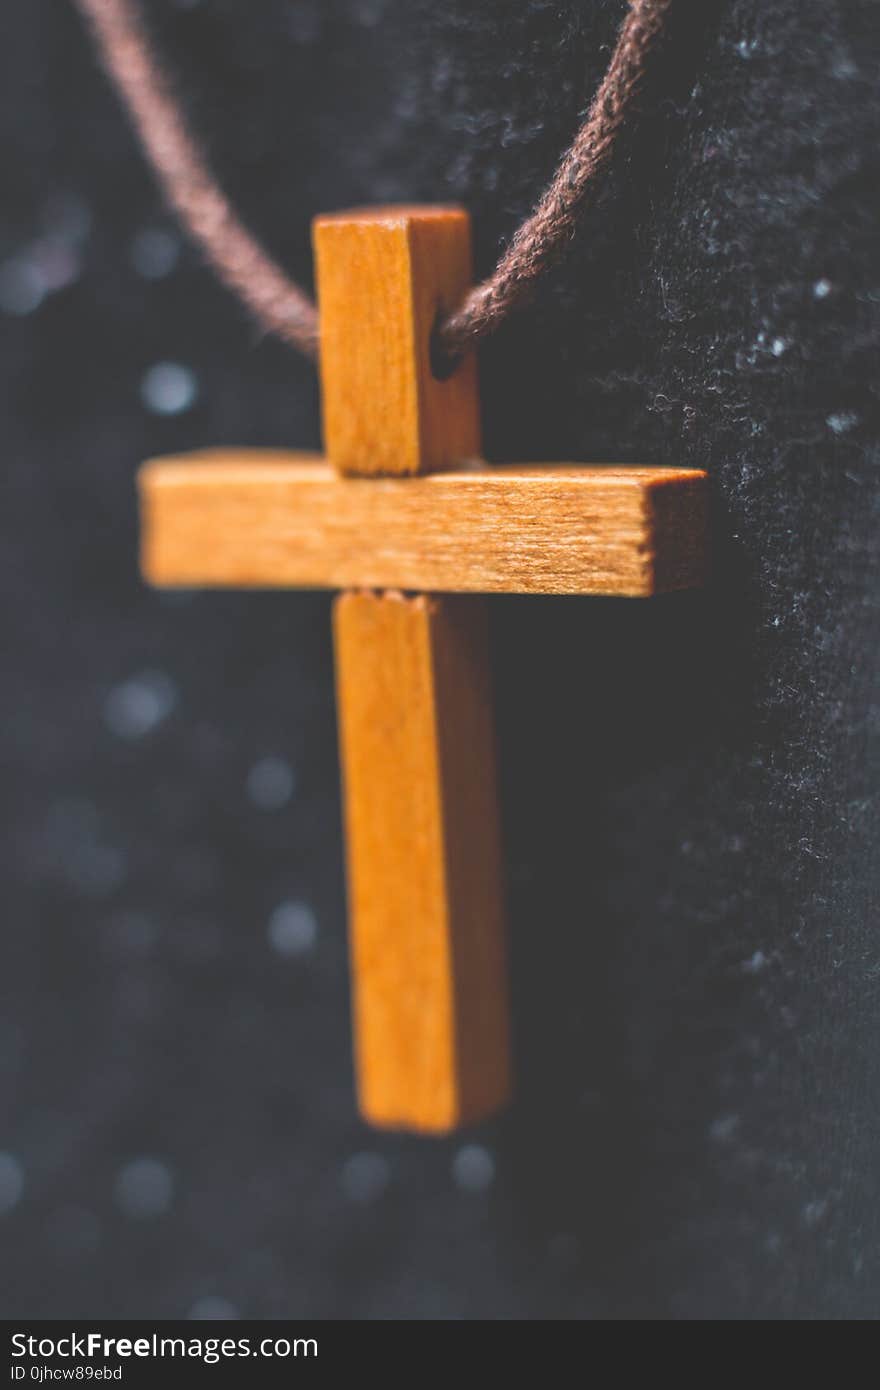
left=333, top=590, right=510, bottom=1132
left=140, top=451, right=708, bottom=597
left=312, top=206, right=481, bottom=476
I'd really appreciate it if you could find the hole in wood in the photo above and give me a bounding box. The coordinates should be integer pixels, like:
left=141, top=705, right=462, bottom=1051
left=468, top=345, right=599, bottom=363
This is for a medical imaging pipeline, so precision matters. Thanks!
left=429, top=303, right=462, bottom=383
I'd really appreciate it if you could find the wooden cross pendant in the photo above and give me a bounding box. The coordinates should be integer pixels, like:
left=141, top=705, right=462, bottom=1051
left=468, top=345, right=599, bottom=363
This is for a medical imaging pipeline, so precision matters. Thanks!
left=139, top=206, right=708, bottom=1134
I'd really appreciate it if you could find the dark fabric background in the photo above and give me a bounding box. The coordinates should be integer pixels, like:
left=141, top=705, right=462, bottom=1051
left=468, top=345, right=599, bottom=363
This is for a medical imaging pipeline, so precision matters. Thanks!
left=1, top=0, right=877, bottom=1319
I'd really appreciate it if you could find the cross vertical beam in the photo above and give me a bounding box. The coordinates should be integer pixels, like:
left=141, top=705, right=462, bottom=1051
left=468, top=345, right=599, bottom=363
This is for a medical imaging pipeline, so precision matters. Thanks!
left=333, top=592, right=508, bottom=1131
left=313, top=207, right=511, bottom=1131
left=313, top=204, right=480, bottom=476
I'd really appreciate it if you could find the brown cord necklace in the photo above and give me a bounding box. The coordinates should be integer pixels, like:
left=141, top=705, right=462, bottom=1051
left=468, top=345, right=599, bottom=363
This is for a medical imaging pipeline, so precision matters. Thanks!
left=74, top=0, right=672, bottom=369
left=74, top=0, right=711, bottom=1137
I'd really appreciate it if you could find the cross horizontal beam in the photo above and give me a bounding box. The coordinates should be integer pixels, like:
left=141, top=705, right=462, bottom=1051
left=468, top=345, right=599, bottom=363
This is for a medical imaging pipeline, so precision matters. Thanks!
left=140, top=451, right=707, bottom=597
